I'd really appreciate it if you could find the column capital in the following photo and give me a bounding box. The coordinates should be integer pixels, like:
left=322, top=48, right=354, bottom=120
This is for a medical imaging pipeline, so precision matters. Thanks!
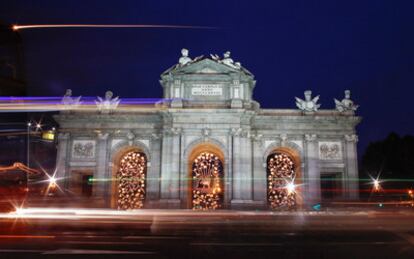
left=97, top=132, right=110, bottom=140
left=151, top=133, right=162, bottom=140
left=344, top=134, right=358, bottom=143
left=230, top=127, right=243, bottom=136
left=171, top=127, right=182, bottom=135
left=126, top=130, right=135, bottom=140
left=162, top=127, right=181, bottom=136
left=305, top=134, right=317, bottom=142
left=58, top=132, right=70, bottom=140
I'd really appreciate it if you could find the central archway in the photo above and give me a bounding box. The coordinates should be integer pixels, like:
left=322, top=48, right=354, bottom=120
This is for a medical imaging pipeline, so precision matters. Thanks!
left=188, top=143, right=224, bottom=210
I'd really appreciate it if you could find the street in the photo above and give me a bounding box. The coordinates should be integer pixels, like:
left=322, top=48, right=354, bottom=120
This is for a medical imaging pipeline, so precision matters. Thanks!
left=0, top=208, right=413, bottom=258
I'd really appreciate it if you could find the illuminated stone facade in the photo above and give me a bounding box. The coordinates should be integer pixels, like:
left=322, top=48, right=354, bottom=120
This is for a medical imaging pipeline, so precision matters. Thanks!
left=54, top=51, right=361, bottom=210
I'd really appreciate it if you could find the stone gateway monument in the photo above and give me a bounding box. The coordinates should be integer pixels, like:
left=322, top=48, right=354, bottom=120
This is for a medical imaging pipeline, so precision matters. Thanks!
left=54, top=49, right=361, bottom=210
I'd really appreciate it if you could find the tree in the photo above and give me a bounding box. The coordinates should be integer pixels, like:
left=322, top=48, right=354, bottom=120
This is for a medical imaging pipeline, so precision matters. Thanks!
left=361, top=132, right=414, bottom=190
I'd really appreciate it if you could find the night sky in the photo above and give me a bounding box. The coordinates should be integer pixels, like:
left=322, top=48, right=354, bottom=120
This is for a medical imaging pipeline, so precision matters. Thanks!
left=1, top=0, right=414, bottom=156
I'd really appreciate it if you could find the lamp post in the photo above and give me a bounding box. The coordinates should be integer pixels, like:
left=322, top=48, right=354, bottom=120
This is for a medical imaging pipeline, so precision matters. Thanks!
left=26, top=122, right=31, bottom=167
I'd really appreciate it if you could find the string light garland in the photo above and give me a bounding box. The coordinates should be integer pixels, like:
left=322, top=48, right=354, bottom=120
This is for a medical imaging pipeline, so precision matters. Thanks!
left=192, top=152, right=223, bottom=210
left=267, top=153, right=296, bottom=210
left=117, top=151, right=147, bottom=210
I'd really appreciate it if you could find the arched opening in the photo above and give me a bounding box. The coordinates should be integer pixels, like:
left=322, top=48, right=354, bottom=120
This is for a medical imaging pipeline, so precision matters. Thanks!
left=112, top=148, right=147, bottom=210
left=188, top=143, right=224, bottom=210
left=266, top=148, right=302, bottom=210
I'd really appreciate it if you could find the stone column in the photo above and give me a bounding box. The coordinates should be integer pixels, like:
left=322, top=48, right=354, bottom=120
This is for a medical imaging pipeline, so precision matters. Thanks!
left=345, top=134, right=359, bottom=200
left=226, top=132, right=233, bottom=205
left=252, top=134, right=266, bottom=203
left=160, top=128, right=181, bottom=207
left=160, top=131, right=172, bottom=200
left=231, top=129, right=242, bottom=201
left=304, top=134, right=321, bottom=206
left=147, top=134, right=162, bottom=201
left=170, top=128, right=181, bottom=200
left=95, top=133, right=109, bottom=198
left=56, top=132, right=70, bottom=189
left=231, top=128, right=253, bottom=207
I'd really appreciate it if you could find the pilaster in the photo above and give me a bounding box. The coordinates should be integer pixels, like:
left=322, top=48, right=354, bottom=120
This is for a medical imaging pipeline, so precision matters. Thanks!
left=147, top=133, right=162, bottom=201
left=56, top=132, right=70, bottom=187
left=252, top=133, right=266, bottom=202
left=304, top=134, right=321, bottom=206
left=95, top=132, right=109, bottom=197
left=231, top=128, right=254, bottom=207
left=344, top=134, right=359, bottom=199
left=159, top=127, right=181, bottom=207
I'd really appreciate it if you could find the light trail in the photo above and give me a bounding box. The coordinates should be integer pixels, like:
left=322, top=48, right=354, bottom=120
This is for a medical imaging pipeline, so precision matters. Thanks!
left=0, top=97, right=164, bottom=112
left=1, top=207, right=371, bottom=220
left=12, top=24, right=216, bottom=31
left=0, top=235, right=55, bottom=239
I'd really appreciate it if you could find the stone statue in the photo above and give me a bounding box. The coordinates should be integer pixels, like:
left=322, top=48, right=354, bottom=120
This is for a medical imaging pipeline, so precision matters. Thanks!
left=178, top=48, right=192, bottom=66
left=295, top=90, right=321, bottom=112
left=95, top=90, right=120, bottom=112
left=61, top=89, right=81, bottom=109
left=334, top=90, right=359, bottom=112
left=220, top=51, right=241, bottom=69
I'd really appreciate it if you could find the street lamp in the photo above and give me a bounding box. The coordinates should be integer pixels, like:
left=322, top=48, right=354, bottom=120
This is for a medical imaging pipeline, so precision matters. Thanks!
left=48, top=175, right=57, bottom=189
left=373, top=179, right=381, bottom=192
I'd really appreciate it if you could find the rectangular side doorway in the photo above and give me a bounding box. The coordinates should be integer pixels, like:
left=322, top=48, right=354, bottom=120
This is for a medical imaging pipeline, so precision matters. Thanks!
left=70, top=171, right=94, bottom=197
left=321, top=173, right=342, bottom=202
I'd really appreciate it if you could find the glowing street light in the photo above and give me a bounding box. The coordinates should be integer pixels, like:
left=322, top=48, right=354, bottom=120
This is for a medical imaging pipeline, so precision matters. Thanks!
left=373, top=179, right=381, bottom=192
left=48, top=175, right=57, bottom=189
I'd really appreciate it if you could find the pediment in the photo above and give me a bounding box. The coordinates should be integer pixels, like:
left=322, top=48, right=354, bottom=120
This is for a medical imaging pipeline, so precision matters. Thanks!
left=163, top=58, right=241, bottom=76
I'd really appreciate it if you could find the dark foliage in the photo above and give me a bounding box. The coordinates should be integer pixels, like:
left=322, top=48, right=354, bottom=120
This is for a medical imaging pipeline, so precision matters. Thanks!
left=361, top=132, right=414, bottom=182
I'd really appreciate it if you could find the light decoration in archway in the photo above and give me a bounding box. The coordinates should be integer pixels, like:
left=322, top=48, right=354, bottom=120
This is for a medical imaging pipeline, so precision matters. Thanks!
left=117, top=151, right=146, bottom=210
left=192, top=152, right=223, bottom=210
left=267, top=153, right=296, bottom=209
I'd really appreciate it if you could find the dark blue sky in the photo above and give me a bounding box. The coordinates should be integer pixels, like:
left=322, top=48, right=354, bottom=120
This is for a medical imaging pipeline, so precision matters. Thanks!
left=1, top=0, right=413, bottom=156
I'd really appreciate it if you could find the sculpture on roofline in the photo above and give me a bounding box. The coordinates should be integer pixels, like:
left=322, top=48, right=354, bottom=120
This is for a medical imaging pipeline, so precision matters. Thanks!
left=178, top=48, right=192, bottom=66
left=334, top=90, right=359, bottom=112
left=210, top=51, right=241, bottom=69
left=295, top=90, right=321, bottom=112
left=61, top=89, right=82, bottom=109
left=95, top=90, right=120, bottom=112
left=177, top=48, right=203, bottom=67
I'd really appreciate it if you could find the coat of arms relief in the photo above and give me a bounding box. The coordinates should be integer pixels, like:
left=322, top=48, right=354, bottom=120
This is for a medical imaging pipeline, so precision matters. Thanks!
left=319, top=142, right=342, bottom=160
left=72, top=140, right=96, bottom=159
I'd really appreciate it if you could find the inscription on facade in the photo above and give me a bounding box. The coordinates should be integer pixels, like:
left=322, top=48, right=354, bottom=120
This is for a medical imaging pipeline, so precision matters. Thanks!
left=319, top=142, right=342, bottom=160
left=72, top=140, right=96, bottom=159
left=191, top=84, right=223, bottom=96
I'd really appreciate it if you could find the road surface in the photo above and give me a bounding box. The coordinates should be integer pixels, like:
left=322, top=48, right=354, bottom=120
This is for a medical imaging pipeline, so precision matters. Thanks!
left=0, top=208, right=413, bottom=258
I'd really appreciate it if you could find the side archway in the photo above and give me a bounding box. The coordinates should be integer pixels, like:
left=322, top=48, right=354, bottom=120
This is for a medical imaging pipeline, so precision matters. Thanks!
left=265, top=146, right=303, bottom=210
left=110, top=144, right=149, bottom=210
